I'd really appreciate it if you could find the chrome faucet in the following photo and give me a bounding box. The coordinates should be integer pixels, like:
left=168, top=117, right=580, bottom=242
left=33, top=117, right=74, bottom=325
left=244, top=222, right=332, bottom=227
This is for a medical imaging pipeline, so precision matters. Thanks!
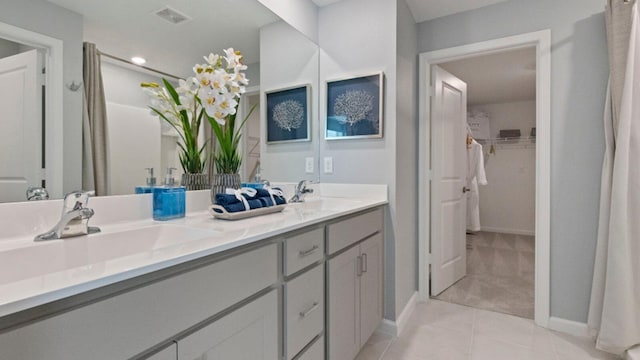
left=289, top=180, right=314, bottom=203
left=34, top=191, right=101, bottom=241
left=26, top=186, right=49, bottom=201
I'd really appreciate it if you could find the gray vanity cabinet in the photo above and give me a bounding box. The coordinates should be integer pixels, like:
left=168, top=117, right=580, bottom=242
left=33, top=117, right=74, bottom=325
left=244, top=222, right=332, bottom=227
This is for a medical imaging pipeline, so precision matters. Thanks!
left=326, top=208, right=384, bottom=360
left=0, top=205, right=385, bottom=360
left=0, top=243, right=279, bottom=360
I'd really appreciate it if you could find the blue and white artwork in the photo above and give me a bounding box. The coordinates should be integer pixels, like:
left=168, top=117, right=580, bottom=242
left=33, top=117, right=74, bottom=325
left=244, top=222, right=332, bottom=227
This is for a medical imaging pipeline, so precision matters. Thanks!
left=326, top=72, right=383, bottom=139
left=266, top=85, right=310, bottom=143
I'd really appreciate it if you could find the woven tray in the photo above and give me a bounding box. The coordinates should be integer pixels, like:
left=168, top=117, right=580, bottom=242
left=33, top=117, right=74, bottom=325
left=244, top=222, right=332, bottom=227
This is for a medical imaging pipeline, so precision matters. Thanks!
left=208, top=204, right=287, bottom=220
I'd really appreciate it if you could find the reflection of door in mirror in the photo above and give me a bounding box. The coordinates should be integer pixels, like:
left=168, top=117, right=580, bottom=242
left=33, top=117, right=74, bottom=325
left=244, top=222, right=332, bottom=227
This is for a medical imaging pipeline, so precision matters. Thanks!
left=242, top=92, right=261, bottom=183
left=0, top=43, right=44, bottom=203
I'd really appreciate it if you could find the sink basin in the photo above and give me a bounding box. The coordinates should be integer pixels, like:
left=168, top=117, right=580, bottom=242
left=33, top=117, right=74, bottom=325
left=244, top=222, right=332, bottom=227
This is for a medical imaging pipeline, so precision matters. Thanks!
left=0, top=224, right=218, bottom=286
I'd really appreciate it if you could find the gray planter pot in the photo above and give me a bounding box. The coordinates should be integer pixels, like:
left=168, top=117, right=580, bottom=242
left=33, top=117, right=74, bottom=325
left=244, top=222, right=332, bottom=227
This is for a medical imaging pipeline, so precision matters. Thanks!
left=181, top=173, right=210, bottom=191
left=211, top=173, right=242, bottom=203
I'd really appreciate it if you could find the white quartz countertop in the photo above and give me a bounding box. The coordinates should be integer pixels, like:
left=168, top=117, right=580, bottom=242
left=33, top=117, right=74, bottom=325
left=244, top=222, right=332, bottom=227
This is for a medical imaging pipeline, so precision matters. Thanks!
left=0, top=184, right=387, bottom=318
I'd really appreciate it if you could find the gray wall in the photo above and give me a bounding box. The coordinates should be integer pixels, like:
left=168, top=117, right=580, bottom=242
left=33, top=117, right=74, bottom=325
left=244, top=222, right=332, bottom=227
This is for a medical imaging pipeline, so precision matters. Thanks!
left=318, top=0, right=421, bottom=321
left=417, top=0, right=609, bottom=322
left=0, top=0, right=84, bottom=194
left=395, top=0, right=419, bottom=319
left=0, top=37, right=19, bottom=58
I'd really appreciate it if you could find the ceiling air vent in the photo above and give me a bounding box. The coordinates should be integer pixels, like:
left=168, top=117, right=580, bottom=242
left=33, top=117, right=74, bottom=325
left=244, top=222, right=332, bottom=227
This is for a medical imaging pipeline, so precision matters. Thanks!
left=154, top=6, right=191, bottom=25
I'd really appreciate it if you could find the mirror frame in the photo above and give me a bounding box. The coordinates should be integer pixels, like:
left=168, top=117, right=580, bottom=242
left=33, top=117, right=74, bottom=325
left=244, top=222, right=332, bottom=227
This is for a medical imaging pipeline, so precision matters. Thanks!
left=0, top=21, right=64, bottom=199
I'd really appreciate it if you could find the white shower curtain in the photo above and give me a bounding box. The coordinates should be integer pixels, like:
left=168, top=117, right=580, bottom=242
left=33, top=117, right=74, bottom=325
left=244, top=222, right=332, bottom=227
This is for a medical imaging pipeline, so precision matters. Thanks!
left=82, top=42, right=109, bottom=196
left=588, top=0, right=640, bottom=357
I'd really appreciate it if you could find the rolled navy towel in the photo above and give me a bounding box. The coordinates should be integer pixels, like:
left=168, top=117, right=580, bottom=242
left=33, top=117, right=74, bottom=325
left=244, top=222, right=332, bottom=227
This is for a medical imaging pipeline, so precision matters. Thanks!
left=241, top=188, right=272, bottom=200
left=217, top=198, right=264, bottom=213
left=258, top=197, right=274, bottom=207
left=215, top=193, right=241, bottom=206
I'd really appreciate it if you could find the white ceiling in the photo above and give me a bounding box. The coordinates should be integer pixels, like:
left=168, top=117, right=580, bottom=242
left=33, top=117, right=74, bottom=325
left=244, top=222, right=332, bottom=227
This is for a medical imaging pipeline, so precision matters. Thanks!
left=43, top=0, right=517, bottom=79
left=311, top=0, right=343, bottom=7
left=405, top=0, right=510, bottom=23
left=313, top=0, right=512, bottom=24
left=46, top=0, right=279, bottom=78
left=439, top=47, right=536, bottom=106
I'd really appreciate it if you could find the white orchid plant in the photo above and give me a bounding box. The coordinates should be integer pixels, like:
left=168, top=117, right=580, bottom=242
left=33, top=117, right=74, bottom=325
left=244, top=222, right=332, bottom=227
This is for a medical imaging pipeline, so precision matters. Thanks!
left=141, top=48, right=252, bottom=174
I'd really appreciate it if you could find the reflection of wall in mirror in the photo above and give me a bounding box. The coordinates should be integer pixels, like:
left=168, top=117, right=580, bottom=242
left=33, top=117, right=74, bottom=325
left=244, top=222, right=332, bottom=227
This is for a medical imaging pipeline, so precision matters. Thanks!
left=0, top=0, right=84, bottom=197
left=101, top=62, right=182, bottom=195
left=260, top=20, right=319, bottom=183
left=243, top=93, right=262, bottom=182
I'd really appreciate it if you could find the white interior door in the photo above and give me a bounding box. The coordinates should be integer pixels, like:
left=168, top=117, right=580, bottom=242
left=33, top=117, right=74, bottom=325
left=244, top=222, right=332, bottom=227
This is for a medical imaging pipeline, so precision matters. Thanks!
left=0, top=49, right=42, bottom=202
left=430, top=65, right=468, bottom=296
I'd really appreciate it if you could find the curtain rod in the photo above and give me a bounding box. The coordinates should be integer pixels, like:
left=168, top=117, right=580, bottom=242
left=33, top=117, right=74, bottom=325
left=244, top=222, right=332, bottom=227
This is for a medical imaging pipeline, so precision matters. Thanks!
left=97, top=50, right=183, bottom=81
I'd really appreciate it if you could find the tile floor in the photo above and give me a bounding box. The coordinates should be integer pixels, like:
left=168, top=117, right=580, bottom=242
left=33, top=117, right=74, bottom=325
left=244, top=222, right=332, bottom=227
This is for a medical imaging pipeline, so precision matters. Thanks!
left=355, top=300, right=619, bottom=360
left=434, top=232, right=535, bottom=319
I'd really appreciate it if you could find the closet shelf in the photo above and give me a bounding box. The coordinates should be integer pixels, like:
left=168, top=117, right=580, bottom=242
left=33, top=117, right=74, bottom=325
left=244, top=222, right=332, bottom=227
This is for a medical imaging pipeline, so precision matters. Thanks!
left=477, top=136, right=536, bottom=145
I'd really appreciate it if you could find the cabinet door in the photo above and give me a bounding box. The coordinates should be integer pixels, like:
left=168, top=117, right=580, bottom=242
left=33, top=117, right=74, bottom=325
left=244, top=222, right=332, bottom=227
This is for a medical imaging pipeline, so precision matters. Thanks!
left=177, top=290, right=278, bottom=360
left=327, top=245, right=361, bottom=360
left=359, top=233, right=384, bottom=346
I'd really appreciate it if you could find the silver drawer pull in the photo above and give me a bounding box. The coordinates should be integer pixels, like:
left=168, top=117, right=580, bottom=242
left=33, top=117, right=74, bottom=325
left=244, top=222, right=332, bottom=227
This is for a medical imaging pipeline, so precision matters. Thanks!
left=362, top=253, right=368, bottom=273
left=299, top=302, right=320, bottom=318
left=299, top=245, right=319, bottom=257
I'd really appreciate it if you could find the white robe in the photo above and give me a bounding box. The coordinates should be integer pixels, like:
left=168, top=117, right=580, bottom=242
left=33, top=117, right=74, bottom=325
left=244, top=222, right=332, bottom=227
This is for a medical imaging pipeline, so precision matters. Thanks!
left=466, top=139, right=487, bottom=232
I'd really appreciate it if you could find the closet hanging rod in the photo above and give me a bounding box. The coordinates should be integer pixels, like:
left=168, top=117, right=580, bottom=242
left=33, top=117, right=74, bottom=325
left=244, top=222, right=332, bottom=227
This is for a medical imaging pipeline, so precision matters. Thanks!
left=97, top=50, right=183, bottom=81
left=477, top=136, right=536, bottom=142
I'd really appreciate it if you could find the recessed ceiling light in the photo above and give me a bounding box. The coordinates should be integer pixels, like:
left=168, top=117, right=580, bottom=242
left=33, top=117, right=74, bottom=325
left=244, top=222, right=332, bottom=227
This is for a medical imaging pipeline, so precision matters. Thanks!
left=131, top=57, right=146, bottom=65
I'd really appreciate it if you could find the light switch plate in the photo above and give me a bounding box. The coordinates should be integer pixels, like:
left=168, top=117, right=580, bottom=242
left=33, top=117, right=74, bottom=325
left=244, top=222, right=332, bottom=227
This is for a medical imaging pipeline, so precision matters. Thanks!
left=323, top=157, right=333, bottom=174
left=305, top=157, right=314, bottom=173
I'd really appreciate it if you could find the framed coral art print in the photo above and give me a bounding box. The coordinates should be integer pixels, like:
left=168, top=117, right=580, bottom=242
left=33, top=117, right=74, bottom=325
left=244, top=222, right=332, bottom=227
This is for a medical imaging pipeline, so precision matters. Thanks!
left=266, top=84, right=311, bottom=143
left=326, top=72, right=383, bottom=140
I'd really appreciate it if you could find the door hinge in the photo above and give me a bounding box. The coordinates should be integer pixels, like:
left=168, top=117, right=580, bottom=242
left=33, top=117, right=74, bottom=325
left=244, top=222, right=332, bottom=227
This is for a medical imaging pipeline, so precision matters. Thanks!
left=426, top=253, right=432, bottom=265
left=429, top=85, right=435, bottom=97
left=40, top=67, right=47, bottom=86
left=427, top=169, right=433, bottom=181
left=39, top=168, right=46, bottom=181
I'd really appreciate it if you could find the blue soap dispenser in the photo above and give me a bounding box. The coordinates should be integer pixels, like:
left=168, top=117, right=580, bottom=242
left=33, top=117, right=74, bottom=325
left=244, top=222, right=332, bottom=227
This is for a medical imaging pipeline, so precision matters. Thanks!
left=135, top=167, right=157, bottom=194
left=152, top=167, right=186, bottom=221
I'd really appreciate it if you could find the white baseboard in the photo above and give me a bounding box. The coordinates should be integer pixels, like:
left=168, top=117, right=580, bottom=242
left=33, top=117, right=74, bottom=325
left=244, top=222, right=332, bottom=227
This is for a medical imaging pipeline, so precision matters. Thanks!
left=548, top=317, right=589, bottom=337
left=377, top=291, right=418, bottom=337
left=480, top=226, right=535, bottom=236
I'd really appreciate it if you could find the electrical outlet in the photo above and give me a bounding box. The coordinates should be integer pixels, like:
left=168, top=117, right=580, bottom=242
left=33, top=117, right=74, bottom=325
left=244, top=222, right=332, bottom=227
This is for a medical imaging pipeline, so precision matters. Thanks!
left=324, top=156, right=333, bottom=174
left=305, top=157, right=314, bottom=173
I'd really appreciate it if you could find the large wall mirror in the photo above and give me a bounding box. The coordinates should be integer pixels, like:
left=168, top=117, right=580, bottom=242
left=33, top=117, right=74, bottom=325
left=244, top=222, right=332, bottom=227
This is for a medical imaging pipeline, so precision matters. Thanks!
left=0, top=0, right=320, bottom=203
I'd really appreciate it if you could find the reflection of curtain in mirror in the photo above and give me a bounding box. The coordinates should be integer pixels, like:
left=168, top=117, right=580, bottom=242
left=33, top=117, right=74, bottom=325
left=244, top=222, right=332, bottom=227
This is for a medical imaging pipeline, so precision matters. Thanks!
left=82, top=42, right=108, bottom=195
left=588, top=0, right=640, bottom=357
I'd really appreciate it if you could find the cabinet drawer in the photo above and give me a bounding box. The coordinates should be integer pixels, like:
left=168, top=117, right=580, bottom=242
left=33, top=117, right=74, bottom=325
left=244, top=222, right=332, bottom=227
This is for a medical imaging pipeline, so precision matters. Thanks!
left=284, top=264, right=324, bottom=360
left=178, top=290, right=278, bottom=360
left=295, top=336, right=324, bottom=360
left=284, top=227, right=324, bottom=276
left=327, top=207, right=383, bottom=255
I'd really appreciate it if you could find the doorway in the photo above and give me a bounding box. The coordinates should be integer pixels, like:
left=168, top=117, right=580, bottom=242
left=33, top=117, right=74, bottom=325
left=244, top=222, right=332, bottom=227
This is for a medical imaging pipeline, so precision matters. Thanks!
left=418, top=30, right=551, bottom=327
left=432, top=47, right=537, bottom=319
left=0, top=21, right=63, bottom=200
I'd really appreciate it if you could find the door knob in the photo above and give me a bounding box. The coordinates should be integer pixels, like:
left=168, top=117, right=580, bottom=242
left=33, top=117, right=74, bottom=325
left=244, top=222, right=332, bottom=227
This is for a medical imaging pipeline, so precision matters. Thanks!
left=462, top=186, right=471, bottom=193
